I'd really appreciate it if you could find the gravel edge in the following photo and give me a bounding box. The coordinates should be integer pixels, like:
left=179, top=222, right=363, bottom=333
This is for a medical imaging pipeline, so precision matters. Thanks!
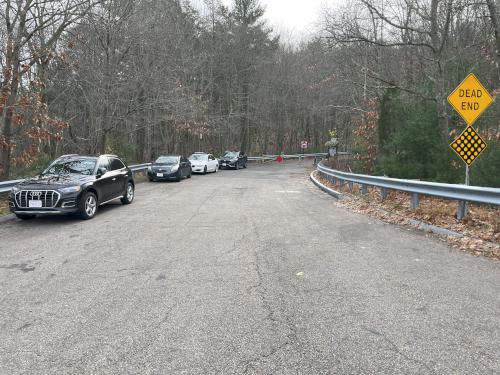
left=309, top=171, right=343, bottom=199
left=310, top=170, right=466, bottom=239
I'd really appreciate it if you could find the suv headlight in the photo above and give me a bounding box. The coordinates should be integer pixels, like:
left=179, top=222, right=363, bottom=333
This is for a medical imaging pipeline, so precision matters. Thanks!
left=148, top=166, right=152, bottom=172
left=171, top=165, right=179, bottom=172
left=59, top=186, right=81, bottom=193
left=11, top=186, right=20, bottom=194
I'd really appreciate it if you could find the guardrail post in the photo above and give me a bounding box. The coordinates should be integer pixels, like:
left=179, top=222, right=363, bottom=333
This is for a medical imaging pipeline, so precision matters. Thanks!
left=380, top=187, right=388, bottom=201
left=457, top=201, right=467, bottom=220
left=361, top=184, right=368, bottom=195
left=411, top=193, right=419, bottom=209
left=348, top=181, right=353, bottom=192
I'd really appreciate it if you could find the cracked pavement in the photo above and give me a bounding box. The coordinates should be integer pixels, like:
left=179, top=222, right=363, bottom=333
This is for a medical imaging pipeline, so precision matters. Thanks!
left=0, top=161, right=499, bottom=374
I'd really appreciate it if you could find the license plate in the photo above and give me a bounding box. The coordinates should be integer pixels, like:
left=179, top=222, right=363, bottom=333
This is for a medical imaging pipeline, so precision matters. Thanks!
left=222, top=163, right=226, bottom=166
left=29, top=200, right=42, bottom=208
left=157, top=173, right=164, bottom=177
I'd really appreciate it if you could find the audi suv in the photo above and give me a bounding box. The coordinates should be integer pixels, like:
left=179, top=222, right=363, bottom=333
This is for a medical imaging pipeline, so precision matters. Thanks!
left=9, top=154, right=135, bottom=220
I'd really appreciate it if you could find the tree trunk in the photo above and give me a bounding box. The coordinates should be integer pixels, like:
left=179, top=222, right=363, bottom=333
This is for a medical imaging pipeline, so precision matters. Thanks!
left=435, top=62, right=449, bottom=142
left=0, top=54, right=21, bottom=180
left=486, top=0, right=500, bottom=86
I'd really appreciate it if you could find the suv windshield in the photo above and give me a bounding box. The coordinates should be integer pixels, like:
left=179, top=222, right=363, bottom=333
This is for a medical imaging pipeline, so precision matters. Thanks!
left=224, top=152, right=238, bottom=158
left=43, top=158, right=97, bottom=176
left=155, top=156, right=179, bottom=165
left=189, top=154, right=207, bottom=161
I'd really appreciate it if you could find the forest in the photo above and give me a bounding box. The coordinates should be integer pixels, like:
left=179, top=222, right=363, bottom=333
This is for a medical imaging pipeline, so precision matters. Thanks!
left=1, top=0, right=499, bottom=186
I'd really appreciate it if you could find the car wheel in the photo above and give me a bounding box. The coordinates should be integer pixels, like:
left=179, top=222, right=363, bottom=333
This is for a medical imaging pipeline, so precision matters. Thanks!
left=148, top=176, right=154, bottom=182
left=187, top=171, right=192, bottom=178
left=15, top=213, right=35, bottom=220
left=176, top=171, right=181, bottom=182
left=79, top=192, right=98, bottom=220
left=121, top=182, right=134, bottom=204
left=203, top=166, right=207, bottom=175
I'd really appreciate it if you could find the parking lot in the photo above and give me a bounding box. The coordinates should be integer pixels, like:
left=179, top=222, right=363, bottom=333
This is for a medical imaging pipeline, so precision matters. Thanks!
left=0, top=162, right=499, bottom=374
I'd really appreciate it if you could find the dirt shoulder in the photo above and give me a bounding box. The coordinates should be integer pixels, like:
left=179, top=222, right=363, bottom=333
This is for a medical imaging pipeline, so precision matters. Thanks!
left=313, top=171, right=500, bottom=260
left=0, top=194, right=10, bottom=217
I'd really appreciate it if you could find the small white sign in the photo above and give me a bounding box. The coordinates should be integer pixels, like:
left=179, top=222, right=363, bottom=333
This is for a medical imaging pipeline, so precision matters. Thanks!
left=157, top=173, right=164, bottom=177
left=300, top=141, right=308, bottom=149
left=29, top=200, right=42, bottom=208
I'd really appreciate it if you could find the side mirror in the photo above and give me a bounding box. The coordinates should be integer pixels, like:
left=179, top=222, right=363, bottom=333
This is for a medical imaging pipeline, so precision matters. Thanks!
left=96, top=167, right=107, bottom=178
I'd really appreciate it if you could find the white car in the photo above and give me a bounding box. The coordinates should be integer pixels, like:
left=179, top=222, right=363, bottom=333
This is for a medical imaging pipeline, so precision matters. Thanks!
left=189, top=153, right=219, bottom=174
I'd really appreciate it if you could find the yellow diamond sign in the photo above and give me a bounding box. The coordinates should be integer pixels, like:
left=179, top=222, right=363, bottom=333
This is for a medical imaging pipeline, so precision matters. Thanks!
left=450, top=126, right=487, bottom=166
left=447, top=73, right=493, bottom=125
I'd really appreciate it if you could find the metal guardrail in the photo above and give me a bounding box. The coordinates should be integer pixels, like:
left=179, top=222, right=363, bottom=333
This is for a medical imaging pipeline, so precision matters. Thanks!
left=316, top=161, right=500, bottom=220
left=129, top=163, right=151, bottom=172
left=248, top=153, right=327, bottom=163
left=0, top=179, right=24, bottom=194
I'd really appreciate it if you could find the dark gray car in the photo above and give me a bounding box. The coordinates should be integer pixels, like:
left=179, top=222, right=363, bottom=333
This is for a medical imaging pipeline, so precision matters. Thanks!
left=147, top=156, right=192, bottom=182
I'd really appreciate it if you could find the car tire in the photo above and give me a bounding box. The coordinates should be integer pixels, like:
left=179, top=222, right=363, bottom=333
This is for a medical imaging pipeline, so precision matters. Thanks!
left=79, top=191, right=98, bottom=220
left=148, top=176, right=154, bottom=182
left=121, top=182, right=134, bottom=205
left=176, top=171, right=181, bottom=182
left=203, top=166, right=207, bottom=175
left=15, top=213, right=35, bottom=220
left=187, top=171, right=192, bottom=178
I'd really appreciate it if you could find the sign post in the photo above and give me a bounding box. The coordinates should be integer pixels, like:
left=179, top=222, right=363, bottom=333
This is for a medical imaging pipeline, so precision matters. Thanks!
left=447, top=73, right=492, bottom=219
left=300, top=141, right=308, bottom=163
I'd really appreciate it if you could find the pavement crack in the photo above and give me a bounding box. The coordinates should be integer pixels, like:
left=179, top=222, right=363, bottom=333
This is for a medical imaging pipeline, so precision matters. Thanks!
left=238, top=221, right=299, bottom=373
left=362, top=325, right=435, bottom=374
left=0, top=263, right=35, bottom=273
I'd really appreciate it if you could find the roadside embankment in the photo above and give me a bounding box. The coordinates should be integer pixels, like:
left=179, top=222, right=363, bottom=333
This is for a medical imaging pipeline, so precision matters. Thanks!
left=312, top=171, right=500, bottom=260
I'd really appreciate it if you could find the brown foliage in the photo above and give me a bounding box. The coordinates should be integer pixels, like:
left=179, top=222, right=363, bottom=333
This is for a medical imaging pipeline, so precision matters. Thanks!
left=353, top=98, right=379, bottom=173
left=0, top=79, right=68, bottom=171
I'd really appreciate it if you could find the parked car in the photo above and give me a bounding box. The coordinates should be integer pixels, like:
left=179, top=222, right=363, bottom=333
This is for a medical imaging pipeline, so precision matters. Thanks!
left=9, top=154, right=134, bottom=220
left=189, top=152, right=219, bottom=174
left=148, top=155, right=191, bottom=182
left=219, top=151, right=248, bottom=169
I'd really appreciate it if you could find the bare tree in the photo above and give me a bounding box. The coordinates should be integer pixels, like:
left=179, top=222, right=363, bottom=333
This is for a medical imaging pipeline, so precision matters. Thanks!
left=0, top=0, right=99, bottom=178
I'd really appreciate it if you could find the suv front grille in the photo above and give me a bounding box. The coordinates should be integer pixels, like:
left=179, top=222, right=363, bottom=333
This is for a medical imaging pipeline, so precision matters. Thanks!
left=15, top=190, right=60, bottom=208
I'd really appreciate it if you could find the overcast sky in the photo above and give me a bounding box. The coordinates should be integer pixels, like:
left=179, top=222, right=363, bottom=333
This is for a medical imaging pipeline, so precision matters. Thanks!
left=220, top=0, right=330, bottom=41
left=189, top=0, right=341, bottom=43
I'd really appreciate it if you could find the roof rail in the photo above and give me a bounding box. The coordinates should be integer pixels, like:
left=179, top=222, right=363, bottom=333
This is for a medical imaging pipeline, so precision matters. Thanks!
left=57, top=154, right=79, bottom=158
left=99, top=154, right=118, bottom=158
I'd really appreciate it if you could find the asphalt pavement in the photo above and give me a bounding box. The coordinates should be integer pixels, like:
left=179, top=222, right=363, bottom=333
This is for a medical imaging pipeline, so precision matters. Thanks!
left=0, top=161, right=499, bottom=374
